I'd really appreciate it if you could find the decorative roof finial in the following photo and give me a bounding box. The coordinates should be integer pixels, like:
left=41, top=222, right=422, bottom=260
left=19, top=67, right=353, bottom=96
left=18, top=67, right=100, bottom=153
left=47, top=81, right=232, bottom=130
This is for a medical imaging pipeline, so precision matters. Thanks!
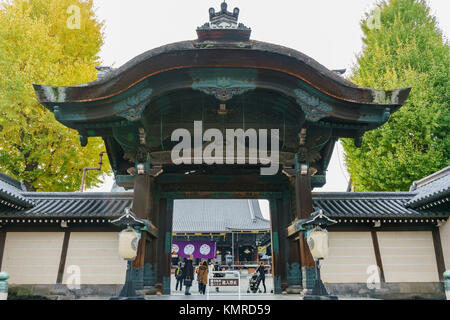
left=197, top=1, right=251, bottom=41
left=200, top=1, right=248, bottom=30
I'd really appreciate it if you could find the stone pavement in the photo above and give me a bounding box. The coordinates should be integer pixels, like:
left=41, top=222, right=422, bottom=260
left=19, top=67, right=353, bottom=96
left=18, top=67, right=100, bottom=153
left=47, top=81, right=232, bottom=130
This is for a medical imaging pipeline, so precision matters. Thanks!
left=170, top=273, right=274, bottom=297
left=76, top=273, right=378, bottom=300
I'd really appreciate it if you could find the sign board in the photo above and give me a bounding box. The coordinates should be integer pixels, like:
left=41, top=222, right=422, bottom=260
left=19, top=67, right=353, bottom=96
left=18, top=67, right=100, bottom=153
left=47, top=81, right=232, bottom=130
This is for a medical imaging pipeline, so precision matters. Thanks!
left=209, top=278, right=239, bottom=287
left=207, top=271, right=241, bottom=298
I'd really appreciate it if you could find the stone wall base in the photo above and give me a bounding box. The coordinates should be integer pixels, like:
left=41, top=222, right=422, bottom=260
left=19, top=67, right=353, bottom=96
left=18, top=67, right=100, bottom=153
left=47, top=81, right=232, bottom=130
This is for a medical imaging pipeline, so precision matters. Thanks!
left=8, top=284, right=123, bottom=299
left=7, top=282, right=446, bottom=299
left=324, top=282, right=445, bottom=300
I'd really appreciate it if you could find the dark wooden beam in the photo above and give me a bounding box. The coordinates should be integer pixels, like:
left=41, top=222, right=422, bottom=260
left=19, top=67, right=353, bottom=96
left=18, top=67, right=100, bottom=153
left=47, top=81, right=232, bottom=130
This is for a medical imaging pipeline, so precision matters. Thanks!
left=149, top=151, right=296, bottom=167
left=160, top=191, right=283, bottom=200
left=57, top=231, right=71, bottom=284
left=133, top=231, right=147, bottom=270
left=286, top=218, right=300, bottom=238
left=298, top=232, right=315, bottom=269
left=131, top=174, right=153, bottom=276
left=143, top=219, right=158, bottom=239
left=432, top=228, right=446, bottom=281
left=370, top=231, right=385, bottom=283
left=294, top=171, right=316, bottom=269
left=0, top=230, right=6, bottom=270
left=295, top=172, right=314, bottom=219
left=132, top=174, right=152, bottom=220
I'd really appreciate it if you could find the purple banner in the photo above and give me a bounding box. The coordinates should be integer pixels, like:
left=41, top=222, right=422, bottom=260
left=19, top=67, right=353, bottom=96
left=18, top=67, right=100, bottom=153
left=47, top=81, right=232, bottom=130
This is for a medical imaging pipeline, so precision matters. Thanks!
left=172, top=241, right=217, bottom=259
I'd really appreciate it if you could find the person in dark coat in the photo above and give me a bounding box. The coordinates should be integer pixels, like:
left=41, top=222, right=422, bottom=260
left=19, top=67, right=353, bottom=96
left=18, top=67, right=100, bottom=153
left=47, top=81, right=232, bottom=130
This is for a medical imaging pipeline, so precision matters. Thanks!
left=256, top=262, right=267, bottom=293
left=175, top=261, right=184, bottom=291
left=181, top=255, right=194, bottom=295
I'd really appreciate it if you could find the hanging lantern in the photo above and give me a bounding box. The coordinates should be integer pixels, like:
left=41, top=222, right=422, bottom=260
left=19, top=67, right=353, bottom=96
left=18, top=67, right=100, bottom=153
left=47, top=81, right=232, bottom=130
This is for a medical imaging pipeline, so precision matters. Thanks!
left=118, top=227, right=141, bottom=260
left=307, top=227, right=329, bottom=259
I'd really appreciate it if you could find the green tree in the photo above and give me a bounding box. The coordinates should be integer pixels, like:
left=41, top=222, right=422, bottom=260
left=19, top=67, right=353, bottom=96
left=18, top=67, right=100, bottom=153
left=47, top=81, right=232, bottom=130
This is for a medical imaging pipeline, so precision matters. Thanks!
left=0, top=0, right=110, bottom=191
left=343, top=0, right=449, bottom=191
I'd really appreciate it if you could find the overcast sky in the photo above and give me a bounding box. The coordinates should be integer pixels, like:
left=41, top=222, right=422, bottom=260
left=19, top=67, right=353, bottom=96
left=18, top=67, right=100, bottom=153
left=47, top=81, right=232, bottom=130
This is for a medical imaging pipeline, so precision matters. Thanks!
left=88, top=0, right=450, bottom=217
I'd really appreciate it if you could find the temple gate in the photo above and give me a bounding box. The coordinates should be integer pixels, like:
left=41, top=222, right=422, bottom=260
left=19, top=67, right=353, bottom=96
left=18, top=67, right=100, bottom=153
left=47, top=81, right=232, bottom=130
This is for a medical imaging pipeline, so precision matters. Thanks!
left=33, top=3, right=410, bottom=295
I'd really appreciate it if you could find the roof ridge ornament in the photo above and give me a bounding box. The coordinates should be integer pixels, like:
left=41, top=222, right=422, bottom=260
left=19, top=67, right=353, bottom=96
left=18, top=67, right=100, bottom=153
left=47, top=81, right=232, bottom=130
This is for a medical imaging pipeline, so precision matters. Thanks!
left=209, top=1, right=240, bottom=29
left=197, top=1, right=251, bottom=42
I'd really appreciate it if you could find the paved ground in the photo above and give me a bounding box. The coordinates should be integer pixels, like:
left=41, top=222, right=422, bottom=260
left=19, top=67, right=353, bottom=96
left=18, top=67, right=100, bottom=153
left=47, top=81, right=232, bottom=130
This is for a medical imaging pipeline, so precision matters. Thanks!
left=77, top=272, right=378, bottom=300
left=170, top=273, right=274, bottom=297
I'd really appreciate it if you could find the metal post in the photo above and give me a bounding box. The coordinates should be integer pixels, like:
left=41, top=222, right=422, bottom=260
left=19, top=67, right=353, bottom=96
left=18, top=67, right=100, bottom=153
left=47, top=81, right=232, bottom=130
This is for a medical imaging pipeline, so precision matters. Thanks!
left=312, top=258, right=328, bottom=296
left=80, top=151, right=106, bottom=192
left=232, top=232, right=234, bottom=270
left=118, top=260, right=137, bottom=298
left=0, top=272, right=10, bottom=300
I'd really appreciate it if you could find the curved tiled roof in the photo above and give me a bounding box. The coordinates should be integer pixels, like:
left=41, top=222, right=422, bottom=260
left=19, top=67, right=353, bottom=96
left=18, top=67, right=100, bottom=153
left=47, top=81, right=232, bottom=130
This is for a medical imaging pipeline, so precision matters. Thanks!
left=33, top=40, right=410, bottom=107
left=0, top=192, right=447, bottom=225
left=4, top=192, right=133, bottom=218
left=312, top=192, right=448, bottom=219
left=406, top=166, right=450, bottom=208
left=0, top=173, right=33, bottom=209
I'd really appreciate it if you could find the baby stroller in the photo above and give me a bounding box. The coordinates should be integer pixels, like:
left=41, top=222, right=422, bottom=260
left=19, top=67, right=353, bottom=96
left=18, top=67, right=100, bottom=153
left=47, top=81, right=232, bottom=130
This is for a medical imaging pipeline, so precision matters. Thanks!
left=247, top=273, right=262, bottom=293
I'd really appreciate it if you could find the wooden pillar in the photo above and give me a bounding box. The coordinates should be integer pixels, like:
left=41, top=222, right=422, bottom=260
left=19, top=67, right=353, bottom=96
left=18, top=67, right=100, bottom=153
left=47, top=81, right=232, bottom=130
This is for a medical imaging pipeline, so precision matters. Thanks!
left=432, top=228, right=446, bottom=282
left=371, top=231, right=386, bottom=283
left=295, top=171, right=316, bottom=290
left=130, top=174, right=153, bottom=291
left=56, top=231, right=71, bottom=284
left=234, top=238, right=239, bottom=265
left=269, top=199, right=284, bottom=294
left=253, top=245, right=258, bottom=263
left=277, top=197, right=289, bottom=292
left=156, top=198, right=174, bottom=295
left=144, top=189, right=159, bottom=287
left=0, top=230, right=6, bottom=270
left=283, top=188, right=302, bottom=292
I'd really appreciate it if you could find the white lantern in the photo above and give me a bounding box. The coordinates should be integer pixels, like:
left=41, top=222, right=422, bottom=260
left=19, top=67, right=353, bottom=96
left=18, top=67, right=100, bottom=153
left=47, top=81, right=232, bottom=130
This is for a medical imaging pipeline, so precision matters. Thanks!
left=307, top=228, right=329, bottom=259
left=118, top=227, right=141, bottom=260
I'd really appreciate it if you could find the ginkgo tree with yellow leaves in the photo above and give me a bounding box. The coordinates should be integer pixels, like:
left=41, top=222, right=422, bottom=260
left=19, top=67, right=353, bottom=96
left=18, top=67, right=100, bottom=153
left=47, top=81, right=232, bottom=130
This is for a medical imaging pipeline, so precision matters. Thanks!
left=0, top=0, right=110, bottom=191
left=343, top=0, right=449, bottom=192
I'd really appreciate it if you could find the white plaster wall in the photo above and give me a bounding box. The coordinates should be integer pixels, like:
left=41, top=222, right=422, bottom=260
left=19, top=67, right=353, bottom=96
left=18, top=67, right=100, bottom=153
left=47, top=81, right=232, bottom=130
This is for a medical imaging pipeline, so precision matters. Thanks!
left=439, top=222, right=450, bottom=271
left=378, top=231, right=439, bottom=282
left=2, top=232, right=64, bottom=284
left=321, top=232, right=377, bottom=283
left=62, top=232, right=127, bottom=285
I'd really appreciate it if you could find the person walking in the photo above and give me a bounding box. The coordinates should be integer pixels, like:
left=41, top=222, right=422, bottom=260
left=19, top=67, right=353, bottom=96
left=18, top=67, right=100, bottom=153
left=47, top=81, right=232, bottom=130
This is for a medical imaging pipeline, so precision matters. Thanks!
left=175, top=261, right=184, bottom=291
left=256, top=262, right=267, bottom=293
left=197, top=260, right=209, bottom=295
left=182, top=255, right=194, bottom=295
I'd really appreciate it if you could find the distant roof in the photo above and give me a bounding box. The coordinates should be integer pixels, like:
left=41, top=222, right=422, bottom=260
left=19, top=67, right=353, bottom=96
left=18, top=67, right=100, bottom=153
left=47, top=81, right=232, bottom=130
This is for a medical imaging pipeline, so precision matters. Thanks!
left=172, top=199, right=270, bottom=233
left=406, top=166, right=450, bottom=209
left=0, top=173, right=33, bottom=209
